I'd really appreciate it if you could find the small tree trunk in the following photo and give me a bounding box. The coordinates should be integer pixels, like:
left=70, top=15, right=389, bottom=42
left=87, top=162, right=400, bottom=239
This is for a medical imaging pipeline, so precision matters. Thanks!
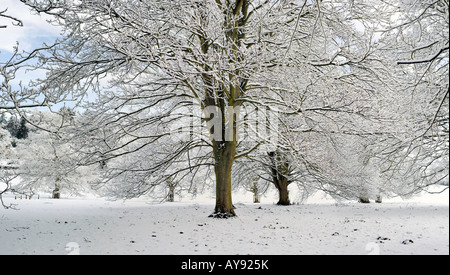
left=167, top=178, right=175, bottom=202
left=52, top=183, right=60, bottom=199
left=359, top=197, right=370, bottom=203
left=253, top=193, right=260, bottom=203
left=375, top=195, right=382, bottom=203
left=358, top=186, right=370, bottom=203
left=251, top=177, right=260, bottom=203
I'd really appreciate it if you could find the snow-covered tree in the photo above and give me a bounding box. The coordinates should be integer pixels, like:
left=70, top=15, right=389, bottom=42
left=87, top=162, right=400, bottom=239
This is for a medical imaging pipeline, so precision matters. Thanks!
left=373, top=0, right=449, bottom=195
left=13, top=0, right=447, bottom=213
left=20, top=0, right=393, bottom=216
left=0, top=127, right=18, bottom=208
left=13, top=110, right=98, bottom=198
left=1, top=7, right=51, bottom=114
left=232, top=157, right=270, bottom=203
left=0, top=20, right=27, bottom=206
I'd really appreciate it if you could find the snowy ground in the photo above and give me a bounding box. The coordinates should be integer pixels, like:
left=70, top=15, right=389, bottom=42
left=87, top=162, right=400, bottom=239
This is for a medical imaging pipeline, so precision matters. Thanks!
left=0, top=189, right=448, bottom=255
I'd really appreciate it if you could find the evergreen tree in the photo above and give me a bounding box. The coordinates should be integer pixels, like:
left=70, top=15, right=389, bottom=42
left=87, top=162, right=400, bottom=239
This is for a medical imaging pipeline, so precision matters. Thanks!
left=16, top=118, right=29, bottom=140
left=5, top=116, right=19, bottom=138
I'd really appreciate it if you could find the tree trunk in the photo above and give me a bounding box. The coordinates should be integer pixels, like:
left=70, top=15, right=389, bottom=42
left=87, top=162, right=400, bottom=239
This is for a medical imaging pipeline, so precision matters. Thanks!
left=358, top=187, right=370, bottom=203
left=52, top=183, right=60, bottom=199
left=251, top=177, right=260, bottom=203
left=277, top=181, right=290, bottom=205
left=253, top=194, right=260, bottom=203
left=375, top=195, right=382, bottom=203
left=268, top=151, right=291, bottom=205
left=210, top=141, right=236, bottom=218
left=167, top=180, right=175, bottom=202
left=359, top=197, right=370, bottom=203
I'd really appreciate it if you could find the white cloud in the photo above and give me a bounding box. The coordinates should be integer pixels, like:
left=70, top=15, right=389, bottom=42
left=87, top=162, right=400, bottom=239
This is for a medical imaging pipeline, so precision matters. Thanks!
left=0, top=0, right=61, bottom=53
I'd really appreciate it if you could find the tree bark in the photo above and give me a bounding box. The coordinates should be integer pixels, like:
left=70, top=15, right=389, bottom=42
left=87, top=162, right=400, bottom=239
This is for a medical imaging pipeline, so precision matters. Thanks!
left=167, top=179, right=175, bottom=202
left=252, top=177, right=260, bottom=203
left=210, top=141, right=236, bottom=218
left=277, top=181, right=290, bottom=205
left=52, top=183, right=60, bottom=199
left=253, top=194, right=260, bottom=204
left=359, top=197, right=370, bottom=203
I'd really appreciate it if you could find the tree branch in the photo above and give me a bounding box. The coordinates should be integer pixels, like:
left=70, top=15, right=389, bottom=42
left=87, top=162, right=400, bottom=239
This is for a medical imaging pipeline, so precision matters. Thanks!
left=397, top=46, right=449, bottom=65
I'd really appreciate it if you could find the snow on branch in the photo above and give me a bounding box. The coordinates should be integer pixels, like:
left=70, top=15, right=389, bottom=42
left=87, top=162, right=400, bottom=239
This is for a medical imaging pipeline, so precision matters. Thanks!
left=397, top=46, right=449, bottom=65
left=0, top=8, right=23, bottom=28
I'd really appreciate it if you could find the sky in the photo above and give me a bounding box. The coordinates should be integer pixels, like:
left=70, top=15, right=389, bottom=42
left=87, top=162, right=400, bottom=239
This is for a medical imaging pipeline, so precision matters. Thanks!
left=0, top=0, right=61, bottom=53
left=1, top=0, right=62, bottom=91
left=1, top=0, right=62, bottom=110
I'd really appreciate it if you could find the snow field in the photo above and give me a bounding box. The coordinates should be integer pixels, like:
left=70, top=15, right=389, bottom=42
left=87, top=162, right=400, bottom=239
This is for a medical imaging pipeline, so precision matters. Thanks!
left=0, top=192, right=448, bottom=255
